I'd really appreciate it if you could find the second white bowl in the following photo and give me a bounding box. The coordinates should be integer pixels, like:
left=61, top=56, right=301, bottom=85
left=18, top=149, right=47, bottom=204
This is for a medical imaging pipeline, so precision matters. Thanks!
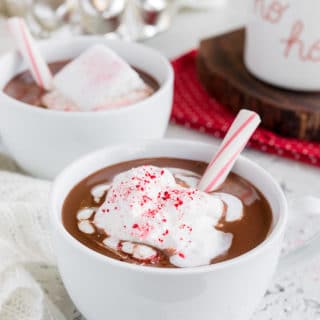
left=0, top=36, right=174, bottom=179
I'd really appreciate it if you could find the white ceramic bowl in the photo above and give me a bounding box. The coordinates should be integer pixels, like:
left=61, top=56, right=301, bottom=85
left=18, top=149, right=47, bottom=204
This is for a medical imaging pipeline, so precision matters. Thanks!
left=0, top=37, right=173, bottom=179
left=51, top=139, right=287, bottom=320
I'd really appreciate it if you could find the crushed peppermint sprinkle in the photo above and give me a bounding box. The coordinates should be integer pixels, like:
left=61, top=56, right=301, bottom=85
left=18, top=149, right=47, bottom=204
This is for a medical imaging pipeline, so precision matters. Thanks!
left=174, top=197, right=184, bottom=208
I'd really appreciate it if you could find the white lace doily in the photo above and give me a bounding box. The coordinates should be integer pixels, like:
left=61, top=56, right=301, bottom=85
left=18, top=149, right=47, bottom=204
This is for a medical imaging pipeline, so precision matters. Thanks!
left=254, top=197, right=320, bottom=320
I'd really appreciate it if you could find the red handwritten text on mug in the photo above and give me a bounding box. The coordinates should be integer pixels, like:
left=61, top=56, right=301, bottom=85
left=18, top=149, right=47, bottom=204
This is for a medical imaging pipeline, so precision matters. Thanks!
left=281, top=20, right=320, bottom=62
left=254, top=0, right=289, bottom=24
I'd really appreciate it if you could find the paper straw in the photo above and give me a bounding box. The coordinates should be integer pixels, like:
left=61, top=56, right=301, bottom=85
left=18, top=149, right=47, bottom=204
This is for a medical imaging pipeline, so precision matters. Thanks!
left=7, top=17, right=53, bottom=90
left=198, top=109, right=261, bottom=193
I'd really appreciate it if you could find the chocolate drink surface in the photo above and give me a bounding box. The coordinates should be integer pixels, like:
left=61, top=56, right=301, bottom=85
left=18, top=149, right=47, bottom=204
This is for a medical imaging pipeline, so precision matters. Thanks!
left=3, top=61, right=159, bottom=108
left=62, top=158, right=272, bottom=268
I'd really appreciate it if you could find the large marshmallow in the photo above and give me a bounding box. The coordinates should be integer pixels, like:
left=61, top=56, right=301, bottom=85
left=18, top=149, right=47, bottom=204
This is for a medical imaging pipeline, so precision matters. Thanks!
left=43, top=44, right=153, bottom=111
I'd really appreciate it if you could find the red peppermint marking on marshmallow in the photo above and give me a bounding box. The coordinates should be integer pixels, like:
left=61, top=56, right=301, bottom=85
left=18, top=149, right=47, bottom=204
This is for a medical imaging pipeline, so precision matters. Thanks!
left=178, top=252, right=185, bottom=259
left=162, top=229, right=169, bottom=236
left=132, top=223, right=139, bottom=229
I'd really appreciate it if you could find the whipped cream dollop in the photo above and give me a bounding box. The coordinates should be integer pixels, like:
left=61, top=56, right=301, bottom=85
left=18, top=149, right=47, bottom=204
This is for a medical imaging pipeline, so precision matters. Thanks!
left=42, top=44, right=153, bottom=111
left=91, top=165, right=243, bottom=267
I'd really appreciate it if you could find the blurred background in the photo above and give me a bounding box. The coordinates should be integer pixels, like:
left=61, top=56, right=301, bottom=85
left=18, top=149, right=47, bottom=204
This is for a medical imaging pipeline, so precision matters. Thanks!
left=0, top=0, right=234, bottom=40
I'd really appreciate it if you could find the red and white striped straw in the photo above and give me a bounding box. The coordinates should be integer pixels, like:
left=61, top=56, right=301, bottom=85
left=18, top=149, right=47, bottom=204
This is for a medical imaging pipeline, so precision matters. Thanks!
left=7, top=17, right=53, bottom=90
left=198, top=109, right=261, bottom=193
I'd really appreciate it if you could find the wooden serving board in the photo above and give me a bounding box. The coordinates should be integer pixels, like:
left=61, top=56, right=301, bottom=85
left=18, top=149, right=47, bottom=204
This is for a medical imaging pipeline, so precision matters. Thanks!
left=197, top=28, right=320, bottom=141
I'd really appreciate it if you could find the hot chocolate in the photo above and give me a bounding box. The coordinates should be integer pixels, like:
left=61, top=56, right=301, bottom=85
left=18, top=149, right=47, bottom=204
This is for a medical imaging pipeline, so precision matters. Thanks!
left=3, top=61, right=159, bottom=109
left=62, top=157, right=272, bottom=268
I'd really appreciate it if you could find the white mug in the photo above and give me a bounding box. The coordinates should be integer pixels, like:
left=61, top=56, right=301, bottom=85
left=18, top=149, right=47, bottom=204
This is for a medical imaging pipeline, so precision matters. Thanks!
left=245, top=0, right=320, bottom=91
left=0, top=37, right=173, bottom=179
left=51, top=139, right=291, bottom=320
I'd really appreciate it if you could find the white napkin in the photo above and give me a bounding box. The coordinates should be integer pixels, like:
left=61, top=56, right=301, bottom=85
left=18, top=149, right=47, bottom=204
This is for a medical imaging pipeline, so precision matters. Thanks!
left=0, top=151, right=319, bottom=320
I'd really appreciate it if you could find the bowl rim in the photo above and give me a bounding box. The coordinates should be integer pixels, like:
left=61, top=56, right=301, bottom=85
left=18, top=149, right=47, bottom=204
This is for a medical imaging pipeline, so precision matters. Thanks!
left=0, top=36, right=174, bottom=118
left=50, top=139, right=288, bottom=275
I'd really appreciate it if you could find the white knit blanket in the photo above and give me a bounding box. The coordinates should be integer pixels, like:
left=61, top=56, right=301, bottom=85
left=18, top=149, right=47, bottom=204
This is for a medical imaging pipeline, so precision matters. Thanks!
left=0, top=152, right=319, bottom=320
left=0, top=154, right=71, bottom=320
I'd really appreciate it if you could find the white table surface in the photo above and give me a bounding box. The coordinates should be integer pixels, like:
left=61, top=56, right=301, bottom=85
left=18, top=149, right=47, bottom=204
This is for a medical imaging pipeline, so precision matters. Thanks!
left=0, top=2, right=319, bottom=319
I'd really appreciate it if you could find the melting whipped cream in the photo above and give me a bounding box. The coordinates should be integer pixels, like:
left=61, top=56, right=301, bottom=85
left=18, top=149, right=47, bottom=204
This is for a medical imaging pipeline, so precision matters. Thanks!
left=92, top=165, right=241, bottom=267
left=42, top=44, right=153, bottom=111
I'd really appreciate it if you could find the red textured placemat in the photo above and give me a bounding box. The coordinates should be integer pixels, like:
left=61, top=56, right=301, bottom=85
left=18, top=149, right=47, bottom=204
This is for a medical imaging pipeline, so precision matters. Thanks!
left=171, top=50, right=320, bottom=167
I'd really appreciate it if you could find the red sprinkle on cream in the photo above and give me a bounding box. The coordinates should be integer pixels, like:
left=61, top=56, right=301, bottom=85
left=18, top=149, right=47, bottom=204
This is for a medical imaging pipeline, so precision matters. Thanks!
left=162, top=191, right=171, bottom=200
left=174, top=197, right=183, bottom=208
left=145, top=172, right=156, bottom=179
left=145, top=208, right=158, bottom=217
